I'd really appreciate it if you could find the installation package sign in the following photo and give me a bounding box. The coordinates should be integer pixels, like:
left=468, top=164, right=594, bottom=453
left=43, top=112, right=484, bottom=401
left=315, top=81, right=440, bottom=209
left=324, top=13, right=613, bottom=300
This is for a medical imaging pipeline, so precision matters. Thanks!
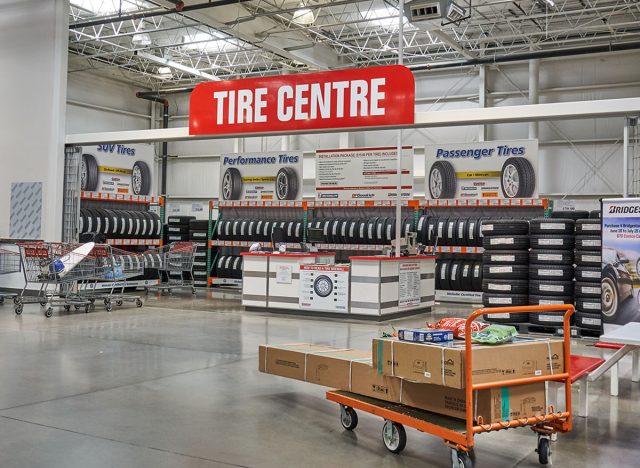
left=602, top=198, right=640, bottom=327
left=424, top=139, right=538, bottom=200
left=315, top=146, right=414, bottom=200
left=219, top=151, right=303, bottom=201
left=80, top=143, right=155, bottom=195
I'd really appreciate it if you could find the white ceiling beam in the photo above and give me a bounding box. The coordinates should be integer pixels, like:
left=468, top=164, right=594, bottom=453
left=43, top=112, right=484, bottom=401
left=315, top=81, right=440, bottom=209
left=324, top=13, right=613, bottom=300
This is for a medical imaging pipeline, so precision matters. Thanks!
left=431, top=30, right=476, bottom=60
left=137, top=51, right=220, bottom=80
left=65, top=97, right=640, bottom=145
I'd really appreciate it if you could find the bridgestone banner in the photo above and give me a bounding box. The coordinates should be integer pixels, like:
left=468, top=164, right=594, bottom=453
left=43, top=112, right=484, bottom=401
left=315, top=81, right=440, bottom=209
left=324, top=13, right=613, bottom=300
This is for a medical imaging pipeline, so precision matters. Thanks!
left=424, top=140, right=538, bottom=200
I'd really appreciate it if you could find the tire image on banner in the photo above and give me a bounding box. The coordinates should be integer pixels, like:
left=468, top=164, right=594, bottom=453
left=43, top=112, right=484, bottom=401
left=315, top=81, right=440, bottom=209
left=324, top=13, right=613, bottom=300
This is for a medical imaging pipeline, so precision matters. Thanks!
left=315, top=147, right=414, bottom=200
left=602, top=198, right=640, bottom=328
left=219, top=152, right=303, bottom=201
left=424, top=140, right=538, bottom=200
left=80, top=143, right=155, bottom=195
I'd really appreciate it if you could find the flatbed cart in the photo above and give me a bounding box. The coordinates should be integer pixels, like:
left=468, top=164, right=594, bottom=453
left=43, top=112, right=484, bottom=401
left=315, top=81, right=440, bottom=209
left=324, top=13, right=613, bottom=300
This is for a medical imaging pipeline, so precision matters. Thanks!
left=327, top=304, right=574, bottom=468
left=0, top=248, right=21, bottom=304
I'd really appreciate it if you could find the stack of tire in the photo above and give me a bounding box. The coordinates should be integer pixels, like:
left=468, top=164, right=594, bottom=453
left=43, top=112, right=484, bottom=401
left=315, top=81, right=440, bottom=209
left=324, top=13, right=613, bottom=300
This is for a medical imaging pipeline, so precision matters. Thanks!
left=167, top=216, right=195, bottom=242
left=528, top=218, right=576, bottom=327
left=435, top=257, right=483, bottom=292
left=189, top=220, right=209, bottom=288
left=216, top=219, right=303, bottom=244
left=481, top=219, right=530, bottom=322
left=424, top=216, right=487, bottom=247
left=212, top=255, right=243, bottom=280
left=308, top=217, right=414, bottom=245
left=574, top=217, right=603, bottom=332
left=79, top=208, right=161, bottom=239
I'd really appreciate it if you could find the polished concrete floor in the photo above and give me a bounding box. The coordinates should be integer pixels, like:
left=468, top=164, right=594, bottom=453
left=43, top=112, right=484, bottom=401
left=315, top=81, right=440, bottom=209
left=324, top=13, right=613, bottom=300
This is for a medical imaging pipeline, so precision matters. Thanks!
left=0, top=290, right=637, bottom=468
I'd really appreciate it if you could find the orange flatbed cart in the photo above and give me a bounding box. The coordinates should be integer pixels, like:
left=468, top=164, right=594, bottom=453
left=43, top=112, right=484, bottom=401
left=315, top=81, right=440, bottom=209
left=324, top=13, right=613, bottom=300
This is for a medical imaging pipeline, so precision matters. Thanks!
left=326, top=304, right=574, bottom=468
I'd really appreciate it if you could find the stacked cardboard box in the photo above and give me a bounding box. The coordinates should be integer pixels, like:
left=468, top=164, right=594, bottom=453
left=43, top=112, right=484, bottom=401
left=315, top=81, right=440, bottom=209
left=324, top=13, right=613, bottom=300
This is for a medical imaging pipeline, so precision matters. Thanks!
left=258, top=338, right=563, bottom=423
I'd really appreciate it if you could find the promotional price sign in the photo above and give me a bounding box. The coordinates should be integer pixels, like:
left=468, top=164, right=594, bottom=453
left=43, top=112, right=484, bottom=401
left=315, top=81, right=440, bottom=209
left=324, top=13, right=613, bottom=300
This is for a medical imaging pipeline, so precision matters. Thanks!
left=424, top=140, right=538, bottom=200
left=219, top=151, right=303, bottom=201
left=80, top=143, right=155, bottom=195
left=315, top=146, right=414, bottom=200
left=398, top=261, right=421, bottom=307
left=299, top=264, right=350, bottom=313
left=190, top=65, right=414, bottom=135
left=601, top=198, right=640, bottom=327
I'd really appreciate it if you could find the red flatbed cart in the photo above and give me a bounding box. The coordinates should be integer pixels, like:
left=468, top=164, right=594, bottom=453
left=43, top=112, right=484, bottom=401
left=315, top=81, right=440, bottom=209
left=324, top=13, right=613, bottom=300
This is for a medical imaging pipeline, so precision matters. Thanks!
left=326, top=305, right=574, bottom=468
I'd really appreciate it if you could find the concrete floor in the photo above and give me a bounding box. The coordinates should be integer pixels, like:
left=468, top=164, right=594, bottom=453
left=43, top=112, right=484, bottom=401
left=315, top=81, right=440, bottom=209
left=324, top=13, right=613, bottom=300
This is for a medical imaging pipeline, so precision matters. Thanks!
left=0, top=290, right=637, bottom=468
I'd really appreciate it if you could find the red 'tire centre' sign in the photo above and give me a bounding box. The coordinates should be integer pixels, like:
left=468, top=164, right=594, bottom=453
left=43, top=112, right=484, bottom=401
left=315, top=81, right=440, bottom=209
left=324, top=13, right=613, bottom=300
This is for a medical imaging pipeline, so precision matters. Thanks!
left=189, top=65, right=414, bottom=135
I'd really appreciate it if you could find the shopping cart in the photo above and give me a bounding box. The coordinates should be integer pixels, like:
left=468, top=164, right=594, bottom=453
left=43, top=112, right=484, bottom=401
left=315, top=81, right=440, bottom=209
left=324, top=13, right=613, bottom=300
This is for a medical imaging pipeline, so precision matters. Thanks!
left=326, top=304, right=574, bottom=468
left=78, top=246, right=144, bottom=311
left=144, top=242, right=197, bottom=295
left=15, top=242, right=95, bottom=317
left=0, top=248, right=21, bottom=304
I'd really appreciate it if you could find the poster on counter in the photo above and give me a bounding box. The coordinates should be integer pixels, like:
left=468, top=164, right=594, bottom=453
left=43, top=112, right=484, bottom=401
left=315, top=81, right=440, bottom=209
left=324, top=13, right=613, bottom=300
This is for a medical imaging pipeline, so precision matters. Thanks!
left=276, top=264, right=293, bottom=284
left=80, top=143, right=155, bottom=195
left=398, top=261, right=421, bottom=307
left=601, top=198, right=640, bottom=327
left=219, top=151, right=302, bottom=201
left=315, top=146, right=413, bottom=200
left=299, top=264, right=350, bottom=313
left=424, top=140, right=538, bottom=200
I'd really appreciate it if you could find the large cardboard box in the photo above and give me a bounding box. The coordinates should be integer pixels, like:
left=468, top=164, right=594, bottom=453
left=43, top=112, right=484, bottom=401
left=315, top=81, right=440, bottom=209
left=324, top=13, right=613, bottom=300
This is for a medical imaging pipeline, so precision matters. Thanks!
left=372, top=338, right=564, bottom=389
left=259, top=344, right=548, bottom=423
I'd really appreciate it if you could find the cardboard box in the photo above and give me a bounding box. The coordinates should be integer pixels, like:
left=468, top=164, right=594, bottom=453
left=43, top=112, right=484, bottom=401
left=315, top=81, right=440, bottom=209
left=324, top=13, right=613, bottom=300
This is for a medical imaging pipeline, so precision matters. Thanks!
left=402, top=380, right=546, bottom=423
left=372, top=338, right=564, bottom=389
left=349, top=360, right=403, bottom=402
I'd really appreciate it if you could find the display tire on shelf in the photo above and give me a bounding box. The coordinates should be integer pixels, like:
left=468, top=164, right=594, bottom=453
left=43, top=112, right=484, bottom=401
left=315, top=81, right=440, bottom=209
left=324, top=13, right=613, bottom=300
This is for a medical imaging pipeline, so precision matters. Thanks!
left=168, top=225, right=190, bottom=234
left=460, top=261, right=476, bottom=291
left=529, top=250, right=573, bottom=265
left=589, top=210, right=601, bottom=219
left=480, top=219, right=529, bottom=236
left=575, top=297, right=602, bottom=314
left=575, top=312, right=602, bottom=330
left=445, top=218, right=458, bottom=245
left=575, top=219, right=601, bottom=234
left=529, top=312, right=565, bottom=326
left=550, top=210, right=590, bottom=220
left=529, top=234, right=574, bottom=250
left=529, top=294, right=573, bottom=306
left=482, top=250, right=529, bottom=265
left=449, top=260, right=465, bottom=291
left=471, top=262, right=483, bottom=291
left=168, top=216, right=196, bottom=225
left=482, top=264, right=528, bottom=280
left=484, top=310, right=530, bottom=323
left=428, top=161, right=457, bottom=199
left=500, top=157, right=536, bottom=198
left=529, top=264, right=574, bottom=281
left=529, top=280, right=573, bottom=296
left=438, top=259, right=452, bottom=290
left=574, top=266, right=602, bottom=283
left=574, top=236, right=601, bottom=251
left=574, top=250, right=602, bottom=267
left=483, top=293, right=529, bottom=307
left=574, top=281, right=601, bottom=298
left=455, top=218, right=468, bottom=246
left=529, top=218, right=575, bottom=235
left=482, top=279, right=528, bottom=295
left=189, top=230, right=208, bottom=240
left=482, top=235, right=529, bottom=250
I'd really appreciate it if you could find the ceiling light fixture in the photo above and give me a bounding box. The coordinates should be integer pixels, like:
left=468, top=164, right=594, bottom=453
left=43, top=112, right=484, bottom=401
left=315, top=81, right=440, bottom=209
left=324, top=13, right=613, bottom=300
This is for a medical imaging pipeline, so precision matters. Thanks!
left=292, top=2, right=315, bottom=25
left=132, top=19, right=151, bottom=46
left=137, top=51, right=220, bottom=81
left=537, top=0, right=555, bottom=7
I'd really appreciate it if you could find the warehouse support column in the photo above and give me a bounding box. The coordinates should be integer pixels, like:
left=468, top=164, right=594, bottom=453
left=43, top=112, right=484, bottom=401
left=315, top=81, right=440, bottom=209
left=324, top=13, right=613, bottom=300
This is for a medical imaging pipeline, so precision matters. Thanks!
left=339, top=133, right=354, bottom=149
left=528, top=59, right=540, bottom=140
left=234, top=138, right=245, bottom=153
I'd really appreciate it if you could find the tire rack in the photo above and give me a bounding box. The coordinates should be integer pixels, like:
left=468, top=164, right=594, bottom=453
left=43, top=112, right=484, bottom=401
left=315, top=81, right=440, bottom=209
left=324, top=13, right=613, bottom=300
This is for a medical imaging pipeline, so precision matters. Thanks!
left=425, top=198, right=547, bottom=304
left=79, top=191, right=165, bottom=289
left=206, top=199, right=422, bottom=287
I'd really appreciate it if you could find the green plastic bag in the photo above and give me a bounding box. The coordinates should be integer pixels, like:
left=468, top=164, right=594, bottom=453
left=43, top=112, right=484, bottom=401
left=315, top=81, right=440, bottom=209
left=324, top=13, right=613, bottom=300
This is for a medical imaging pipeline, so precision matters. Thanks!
left=471, top=324, right=518, bottom=345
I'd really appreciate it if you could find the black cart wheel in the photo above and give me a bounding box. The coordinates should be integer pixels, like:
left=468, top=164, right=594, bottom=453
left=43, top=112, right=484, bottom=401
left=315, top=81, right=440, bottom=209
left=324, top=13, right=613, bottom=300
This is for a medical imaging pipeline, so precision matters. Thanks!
left=537, top=436, right=551, bottom=465
left=45, top=308, right=53, bottom=318
left=382, top=420, right=406, bottom=454
left=131, top=160, right=151, bottom=195
left=136, top=298, right=143, bottom=308
left=81, top=153, right=99, bottom=191
left=340, top=405, right=358, bottom=431
left=500, top=157, right=536, bottom=198
left=15, top=304, right=23, bottom=315
left=452, top=450, right=473, bottom=468
left=428, top=161, right=457, bottom=199
left=116, top=300, right=123, bottom=306
left=85, top=304, right=90, bottom=313
left=13, top=296, right=21, bottom=305
left=221, top=168, right=243, bottom=200
left=63, top=305, right=71, bottom=311
left=275, top=167, right=299, bottom=200
left=105, top=303, right=112, bottom=312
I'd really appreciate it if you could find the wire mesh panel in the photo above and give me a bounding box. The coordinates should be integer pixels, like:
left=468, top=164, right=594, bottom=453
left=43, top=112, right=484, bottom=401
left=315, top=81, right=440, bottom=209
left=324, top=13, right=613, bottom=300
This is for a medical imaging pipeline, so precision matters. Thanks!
left=109, top=248, right=145, bottom=279
left=62, top=147, right=81, bottom=243
left=0, top=249, right=21, bottom=274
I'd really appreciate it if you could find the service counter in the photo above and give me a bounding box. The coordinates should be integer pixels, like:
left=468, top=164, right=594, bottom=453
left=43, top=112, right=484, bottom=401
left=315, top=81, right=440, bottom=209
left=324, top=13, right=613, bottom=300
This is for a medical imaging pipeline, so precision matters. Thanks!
left=241, top=251, right=435, bottom=320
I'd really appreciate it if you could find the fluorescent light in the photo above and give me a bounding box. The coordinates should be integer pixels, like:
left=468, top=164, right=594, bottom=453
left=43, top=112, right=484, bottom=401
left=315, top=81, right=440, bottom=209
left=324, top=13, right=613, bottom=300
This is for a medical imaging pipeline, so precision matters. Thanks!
left=72, top=0, right=153, bottom=15
left=138, top=51, right=220, bottom=81
left=292, top=4, right=315, bottom=25
left=361, top=7, right=408, bottom=29
left=132, top=32, right=151, bottom=46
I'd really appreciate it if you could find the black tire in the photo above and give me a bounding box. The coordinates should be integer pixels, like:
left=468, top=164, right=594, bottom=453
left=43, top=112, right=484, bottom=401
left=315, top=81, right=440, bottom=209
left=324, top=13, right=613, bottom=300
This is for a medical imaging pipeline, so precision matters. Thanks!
left=105, top=209, right=119, bottom=237
left=428, top=161, right=456, bottom=199
left=574, top=281, right=601, bottom=298
left=484, top=307, right=530, bottom=323
left=435, top=261, right=442, bottom=290
left=482, top=279, right=528, bottom=295
left=538, top=437, right=551, bottom=466
left=168, top=216, right=196, bottom=225
left=529, top=218, right=575, bottom=235
left=480, top=219, right=529, bottom=236
left=340, top=406, right=358, bottom=431
left=530, top=311, right=565, bottom=326
left=445, top=217, right=458, bottom=245
left=576, top=297, right=602, bottom=314
left=79, top=208, right=89, bottom=234
left=529, top=264, right=574, bottom=281
left=450, top=260, right=465, bottom=291
left=221, top=167, right=243, bottom=200
left=461, top=261, right=475, bottom=291
left=575, top=312, right=603, bottom=330
left=466, top=218, right=479, bottom=247
left=574, top=236, right=601, bottom=251
left=167, top=224, right=189, bottom=235
left=482, top=235, right=529, bottom=250
left=131, top=160, right=151, bottom=195
left=427, top=217, right=438, bottom=245
left=574, top=266, right=602, bottom=283
left=275, top=167, right=299, bottom=200
left=589, top=210, right=601, bottom=219
left=96, top=208, right=111, bottom=235
left=500, top=157, right=535, bottom=198
left=471, top=262, right=482, bottom=291
left=189, top=220, right=209, bottom=230
left=382, top=421, right=407, bottom=454
left=575, top=219, right=601, bottom=234
left=529, top=294, right=573, bottom=306
left=482, top=250, right=529, bottom=265
left=482, top=264, right=528, bottom=280
left=529, top=280, right=574, bottom=296
left=81, top=153, right=99, bottom=191
left=551, top=210, right=589, bottom=220
left=439, top=259, right=452, bottom=290
left=530, top=234, right=574, bottom=250
left=416, top=215, right=429, bottom=244
left=529, top=249, right=573, bottom=265
left=435, top=217, right=448, bottom=245
left=313, top=275, right=334, bottom=297
left=574, top=250, right=601, bottom=267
